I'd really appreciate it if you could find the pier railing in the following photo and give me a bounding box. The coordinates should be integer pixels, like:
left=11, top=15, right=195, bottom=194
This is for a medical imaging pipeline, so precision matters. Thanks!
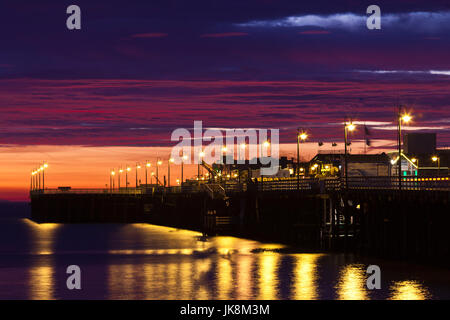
left=342, top=176, right=450, bottom=191
left=30, top=175, right=450, bottom=196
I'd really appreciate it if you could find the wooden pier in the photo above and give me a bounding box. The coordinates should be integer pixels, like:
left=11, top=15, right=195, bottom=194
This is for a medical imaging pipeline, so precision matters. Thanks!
left=30, top=176, right=450, bottom=263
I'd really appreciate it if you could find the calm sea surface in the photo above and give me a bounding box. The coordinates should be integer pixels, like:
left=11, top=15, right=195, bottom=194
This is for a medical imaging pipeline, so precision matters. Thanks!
left=0, top=217, right=449, bottom=300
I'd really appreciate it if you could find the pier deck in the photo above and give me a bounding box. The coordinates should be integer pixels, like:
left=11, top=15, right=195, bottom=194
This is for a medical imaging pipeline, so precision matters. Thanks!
left=30, top=175, right=450, bottom=263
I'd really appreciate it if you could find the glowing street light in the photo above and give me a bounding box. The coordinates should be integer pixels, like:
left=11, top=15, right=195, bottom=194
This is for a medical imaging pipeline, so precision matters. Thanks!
left=126, top=165, right=131, bottom=189
left=344, top=121, right=356, bottom=188
left=33, top=162, right=48, bottom=191
left=110, top=170, right=116, bottom=191
left=117, top=168, right=123, bottom=189
left=134, top=163, right=141, bottom=188
left=181, top=154, right=188, bottom=185
left=156, top=159, right=162, bottom=186
left=297, top=129, right=308, bottom=190
left=168, top=158, right=175, bottom=187
left=411, top=158, right=419, bottom=171
left=401, top=114, right=412, bottom=123
left=346, top=123, right=355, bottom=132
left=145, top=161, right=151, bottom=186
left=432, top=156, right=440, bottom=176
left=262, top=140, right=271, bottom=160
left=397, top=107, right=413, bottom=189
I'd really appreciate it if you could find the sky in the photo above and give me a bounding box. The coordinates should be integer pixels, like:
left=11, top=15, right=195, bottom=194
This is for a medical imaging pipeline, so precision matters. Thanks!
left=0, top=0, right=449, bottom=200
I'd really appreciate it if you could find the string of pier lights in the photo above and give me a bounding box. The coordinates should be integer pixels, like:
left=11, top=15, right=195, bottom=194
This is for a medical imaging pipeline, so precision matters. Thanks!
left=110, top=160, right=173, bottom=190
left=30, top=162, right=48, bottom=191
left=107, top=141, right=274, bottom=190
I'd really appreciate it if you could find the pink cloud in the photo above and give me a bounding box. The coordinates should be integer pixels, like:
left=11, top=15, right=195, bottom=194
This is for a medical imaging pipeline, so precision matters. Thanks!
left=200, top=32, right=248, bottom=38
left=299, top=30, right=331, bottom=35
left=131, top=33, right=168, bottom=38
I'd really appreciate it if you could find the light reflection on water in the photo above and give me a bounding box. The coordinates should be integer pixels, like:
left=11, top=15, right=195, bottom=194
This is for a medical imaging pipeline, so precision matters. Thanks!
left=390, top=281, right=430, bottom=300
left=23, top=220, right=59, bottom=299
left=0, top=219, right=446, bottom=299
left=294, top=254, right=322, bottom=300
left=336, top=264, right=369, bottom=300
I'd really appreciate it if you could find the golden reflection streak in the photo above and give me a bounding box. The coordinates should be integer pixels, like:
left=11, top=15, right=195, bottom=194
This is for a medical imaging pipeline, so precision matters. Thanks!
left=237, top=255, right=253, bottom=299
left=23, top=219, right=60, bottom=255
left=108, top=264, right=139, bottom=299
left=336, top=264, right=368, bottom=300
left=217, top=257, right=233, bottom=300
left=215, top=236, right=236, bottom=248
left=24, top=219, right=59, bottom=299
left=143, top=262, right=154, bottom=299
left=258, top=253, right=279, bottom=300
left=166, top=262, right=178, bottom=299
left=194, top=259, right=212, bottom=300
left=130, top=223, right=202, bottom=236
left=178, top=261, right=192, bottom=299
left=293, top=254, right=322, bottom=300
left=389, top=280, right=430, bottom=300
left=29, top=266, right=54, bottom=300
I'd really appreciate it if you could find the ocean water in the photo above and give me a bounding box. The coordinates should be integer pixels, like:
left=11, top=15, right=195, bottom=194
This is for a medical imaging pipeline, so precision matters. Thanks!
left=0, top=217, right=449, bottom=300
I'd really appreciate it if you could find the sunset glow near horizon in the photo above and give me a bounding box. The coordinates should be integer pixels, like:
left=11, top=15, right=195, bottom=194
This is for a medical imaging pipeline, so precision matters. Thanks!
left=0, top=138, right=405, bottom=201
left=1, top=1, right=449, bottom=201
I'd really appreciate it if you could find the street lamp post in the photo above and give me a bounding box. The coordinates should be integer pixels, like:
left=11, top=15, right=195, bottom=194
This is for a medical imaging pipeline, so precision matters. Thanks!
left=126, top=165, right=131, bottom=190
left=432, top=156, right=440, bottom=176
left=397, top=107, right=412, bottom=190
left=168, top=158, right=174, bottom=187
left=297, top=130, right=307, bottom=190
left=31, top=170, right=34, bottom=191
left=262, top=141, right=270, bottom=189
left=118, top=168, right=123, bottom=189
left=344, top=122, right=356, bottom=189
left=111, top=170, right=115, bottom=191
left=157, top=159, right=162, bottom=186
left=37, top=167, right=41, bottom=190
left=145, top=162, right=151, bottom=186
left=136, top=163, right=141, bottom=188
left=411, top=158, right=419, bottom=176
left=198, top=151, right=205, bottom=186
left=181, top=155, right=188, bottom=185
left=222, top=146, right=228, bottom=178
left=42, top=163, right=48, bottom=190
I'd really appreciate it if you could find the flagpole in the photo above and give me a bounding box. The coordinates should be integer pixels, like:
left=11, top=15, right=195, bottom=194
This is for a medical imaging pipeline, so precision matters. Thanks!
left=364, top=122, right=367, bottom=154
